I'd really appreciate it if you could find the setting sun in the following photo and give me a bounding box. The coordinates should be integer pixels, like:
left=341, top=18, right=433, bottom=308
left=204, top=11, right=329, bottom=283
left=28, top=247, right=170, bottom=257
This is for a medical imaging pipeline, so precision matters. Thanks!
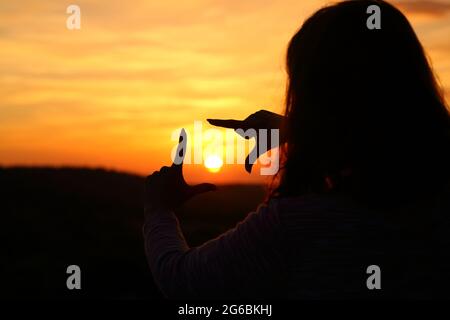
left=204, top=155, right=223, bottom=173
left=0, top=0, right=449, bottom=186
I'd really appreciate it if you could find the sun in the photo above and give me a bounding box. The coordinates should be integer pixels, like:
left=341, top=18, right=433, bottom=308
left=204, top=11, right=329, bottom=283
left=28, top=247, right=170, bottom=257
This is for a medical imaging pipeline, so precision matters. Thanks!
left=204, top=155, right=223, bottom=173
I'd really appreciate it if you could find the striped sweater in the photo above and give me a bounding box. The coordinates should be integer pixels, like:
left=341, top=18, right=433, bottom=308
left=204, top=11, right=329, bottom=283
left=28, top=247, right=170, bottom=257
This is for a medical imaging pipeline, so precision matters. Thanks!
left=143, top=193, right=449, bottom=299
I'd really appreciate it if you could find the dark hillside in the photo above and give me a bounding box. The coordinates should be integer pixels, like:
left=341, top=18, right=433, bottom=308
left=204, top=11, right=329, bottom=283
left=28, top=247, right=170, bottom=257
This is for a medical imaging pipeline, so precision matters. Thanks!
left=1, top=167, right=265, bottom=299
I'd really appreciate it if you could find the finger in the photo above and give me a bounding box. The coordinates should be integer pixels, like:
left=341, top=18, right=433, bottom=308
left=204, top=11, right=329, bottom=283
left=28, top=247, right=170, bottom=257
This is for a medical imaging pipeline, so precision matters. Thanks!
left=244, top=145, right=259, bottom=174
left=189, top=183, right=217, bottom=197
left=145, top=171, right=161, bottom=187
left=160, top=166, right=170, bottom=173
left=145, top=170, right=160, bottom=181
left=245, top=156, right=254, bottom=173
left=172, top=128, right=187, bottom=171
left=207, top=119, right=243, bottom=129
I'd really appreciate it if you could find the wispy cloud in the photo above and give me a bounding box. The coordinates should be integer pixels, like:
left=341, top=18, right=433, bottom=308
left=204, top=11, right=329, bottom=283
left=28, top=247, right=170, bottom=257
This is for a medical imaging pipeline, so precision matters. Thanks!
left=393, top=0, right=450, bottom=17
left=0, top=0, right=449, bottom=182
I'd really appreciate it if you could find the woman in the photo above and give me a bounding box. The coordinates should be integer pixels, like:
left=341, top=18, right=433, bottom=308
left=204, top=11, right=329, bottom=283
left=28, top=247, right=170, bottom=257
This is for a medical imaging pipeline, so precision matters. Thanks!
left=143, top=0, right=450, bottom=299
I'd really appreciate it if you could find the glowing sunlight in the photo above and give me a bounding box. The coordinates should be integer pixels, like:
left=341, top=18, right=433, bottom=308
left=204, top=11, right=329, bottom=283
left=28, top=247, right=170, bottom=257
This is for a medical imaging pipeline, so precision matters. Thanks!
left=204, top=155, right=223, bottom=173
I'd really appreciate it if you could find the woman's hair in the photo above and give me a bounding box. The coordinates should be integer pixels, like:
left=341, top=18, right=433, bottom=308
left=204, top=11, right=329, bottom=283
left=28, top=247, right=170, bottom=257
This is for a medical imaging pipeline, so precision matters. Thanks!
left=272, top=0, right=450, bottom=205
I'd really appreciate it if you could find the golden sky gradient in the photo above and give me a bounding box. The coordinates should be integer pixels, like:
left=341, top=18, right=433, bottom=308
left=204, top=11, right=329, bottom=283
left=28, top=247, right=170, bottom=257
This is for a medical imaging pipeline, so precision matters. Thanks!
left=1, top=0, right=449, bottom=184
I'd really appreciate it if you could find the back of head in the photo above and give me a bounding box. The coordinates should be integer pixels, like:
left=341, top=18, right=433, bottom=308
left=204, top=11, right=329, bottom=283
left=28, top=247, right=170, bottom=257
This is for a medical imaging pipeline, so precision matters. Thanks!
left=275, top=0, right=450, bottom=207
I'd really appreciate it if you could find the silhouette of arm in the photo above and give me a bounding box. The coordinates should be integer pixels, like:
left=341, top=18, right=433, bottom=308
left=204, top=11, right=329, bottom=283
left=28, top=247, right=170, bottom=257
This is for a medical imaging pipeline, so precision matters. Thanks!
left=143, top=200, right=286, bottom=299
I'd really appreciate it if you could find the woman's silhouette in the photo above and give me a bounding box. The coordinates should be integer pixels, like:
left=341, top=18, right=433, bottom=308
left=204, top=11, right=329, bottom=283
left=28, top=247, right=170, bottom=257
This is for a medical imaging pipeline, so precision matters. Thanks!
left=143, top=0, right=450, bottom=299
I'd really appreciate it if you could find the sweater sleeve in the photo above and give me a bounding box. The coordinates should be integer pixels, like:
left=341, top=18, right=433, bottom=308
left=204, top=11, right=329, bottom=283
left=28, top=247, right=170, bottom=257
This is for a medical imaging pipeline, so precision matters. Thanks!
left=143, top=200, right=286, bottom=299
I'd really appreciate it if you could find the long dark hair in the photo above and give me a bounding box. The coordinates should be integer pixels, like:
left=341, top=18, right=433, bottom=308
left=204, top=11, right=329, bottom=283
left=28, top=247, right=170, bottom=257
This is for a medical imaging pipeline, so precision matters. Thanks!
left=272, top=0, right=450, bottom=205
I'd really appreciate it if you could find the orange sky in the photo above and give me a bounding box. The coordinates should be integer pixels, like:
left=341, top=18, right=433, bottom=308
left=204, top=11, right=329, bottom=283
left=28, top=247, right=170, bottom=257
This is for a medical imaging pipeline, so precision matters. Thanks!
left=1, top=0, right=449, bottom=184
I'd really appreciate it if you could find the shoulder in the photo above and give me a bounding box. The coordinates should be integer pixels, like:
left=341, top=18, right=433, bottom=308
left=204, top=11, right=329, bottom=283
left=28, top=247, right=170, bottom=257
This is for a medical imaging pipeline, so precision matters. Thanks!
left=271, top=193, right=356, bottom=213
left=269, top=194, right=367, bottom=233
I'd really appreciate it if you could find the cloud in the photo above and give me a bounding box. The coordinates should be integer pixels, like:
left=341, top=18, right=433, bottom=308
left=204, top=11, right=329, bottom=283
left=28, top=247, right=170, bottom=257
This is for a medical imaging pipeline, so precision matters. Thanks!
left=393, top=0, right=450, bottom=17
left=0, top=0, right=449, bottom=178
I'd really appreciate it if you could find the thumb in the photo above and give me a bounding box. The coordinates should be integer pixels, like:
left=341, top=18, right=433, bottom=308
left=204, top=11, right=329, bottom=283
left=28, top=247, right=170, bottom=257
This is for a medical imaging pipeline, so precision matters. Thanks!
left=245, top=154, right=254, bottom=173
left=189, top=183, right=217, bottom=197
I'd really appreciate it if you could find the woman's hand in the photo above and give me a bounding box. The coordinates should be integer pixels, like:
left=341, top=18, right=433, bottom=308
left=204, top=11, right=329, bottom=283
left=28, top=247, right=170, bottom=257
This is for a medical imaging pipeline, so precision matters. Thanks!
left=144, top=129, right=216, bottom=215
left=207, top=110, right=285, bottom=173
